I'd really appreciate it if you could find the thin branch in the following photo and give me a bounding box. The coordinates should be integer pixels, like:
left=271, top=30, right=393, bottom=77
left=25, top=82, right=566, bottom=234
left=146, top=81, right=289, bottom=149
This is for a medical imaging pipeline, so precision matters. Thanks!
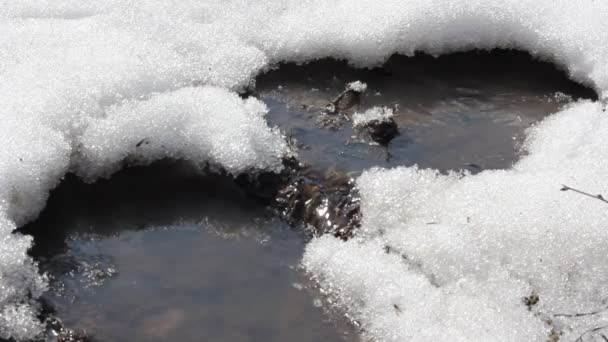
left=554, top=298, right=608, bottom=318
left=393, top=304, right=402, bottom=314
left=575, top=324, right=608, bottom=342
left=554, top=305, right=608, bottom=318
left=561, top=185, right=608, bottom=206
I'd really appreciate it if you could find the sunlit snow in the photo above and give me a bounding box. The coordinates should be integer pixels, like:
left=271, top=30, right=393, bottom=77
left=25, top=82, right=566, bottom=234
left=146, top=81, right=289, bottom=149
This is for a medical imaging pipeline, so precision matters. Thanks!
left=1, top=0, right=608, bottom=340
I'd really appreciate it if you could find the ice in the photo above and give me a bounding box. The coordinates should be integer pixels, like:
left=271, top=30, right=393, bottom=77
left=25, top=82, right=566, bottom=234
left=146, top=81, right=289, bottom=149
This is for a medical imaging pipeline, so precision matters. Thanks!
left=2, top=0, right=608, bottom=340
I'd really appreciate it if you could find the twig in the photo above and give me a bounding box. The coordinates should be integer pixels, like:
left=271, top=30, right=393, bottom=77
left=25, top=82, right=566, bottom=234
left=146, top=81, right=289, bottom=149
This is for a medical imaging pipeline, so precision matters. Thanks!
left=575, top=324, right=608, bottom=342
left=135, top=138, right=150, bottom=147
left=554, top=306, right=608, bottom=318
left=554, top=298, right=608, bottom=318
left=393, top=304, right=402, bottom=314
left=561, top=185, right=608, bottom=206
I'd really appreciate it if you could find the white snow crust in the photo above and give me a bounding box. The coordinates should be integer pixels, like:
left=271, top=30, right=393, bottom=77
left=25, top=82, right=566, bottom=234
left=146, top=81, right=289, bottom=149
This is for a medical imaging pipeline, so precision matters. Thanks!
left=2, top=0, right=608, bottom=340
left=304, top=102, right=608, bottom=342
left=352, top=106, right=394, bottom=128
left=347, top=81, right=368, bottom=93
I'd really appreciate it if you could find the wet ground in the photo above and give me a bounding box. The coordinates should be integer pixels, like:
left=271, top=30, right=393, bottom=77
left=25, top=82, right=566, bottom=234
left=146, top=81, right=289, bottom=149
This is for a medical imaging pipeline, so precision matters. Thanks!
left=21, top=50, right=595, bottom=341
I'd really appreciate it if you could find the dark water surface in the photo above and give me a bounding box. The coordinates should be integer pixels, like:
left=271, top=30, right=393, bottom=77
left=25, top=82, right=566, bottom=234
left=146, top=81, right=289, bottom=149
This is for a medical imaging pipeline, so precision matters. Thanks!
left=22, top=51, right=595, bottom=341
left=22, top=163, right=356, bottom=342
left=256, top=50, right=595, bottom=174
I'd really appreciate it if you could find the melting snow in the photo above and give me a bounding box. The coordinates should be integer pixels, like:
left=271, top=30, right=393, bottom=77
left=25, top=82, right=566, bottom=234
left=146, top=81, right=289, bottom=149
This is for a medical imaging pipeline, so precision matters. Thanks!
left=1, top=0, right=608, bottom=340
left=352, top=106, right=394, bottom=128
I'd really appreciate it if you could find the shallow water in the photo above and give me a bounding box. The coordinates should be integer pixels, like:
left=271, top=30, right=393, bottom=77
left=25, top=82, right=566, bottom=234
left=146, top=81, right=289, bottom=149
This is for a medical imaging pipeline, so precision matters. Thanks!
left=22, top=163, right=356, bottom=342
left=21, top=51, right=595, bottom=341
left=256, top=51, right=595, bottom=175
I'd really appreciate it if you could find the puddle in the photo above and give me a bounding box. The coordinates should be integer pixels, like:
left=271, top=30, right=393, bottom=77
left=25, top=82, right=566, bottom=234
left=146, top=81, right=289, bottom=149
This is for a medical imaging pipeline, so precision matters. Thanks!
left=21, top=161, right=356, bottom=342
left=255, top=50, right=595, bottom=174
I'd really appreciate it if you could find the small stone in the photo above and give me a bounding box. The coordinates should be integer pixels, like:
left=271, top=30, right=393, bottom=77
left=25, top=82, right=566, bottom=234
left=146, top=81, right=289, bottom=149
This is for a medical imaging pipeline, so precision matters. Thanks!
left=352, top=106, right=399, bottom=145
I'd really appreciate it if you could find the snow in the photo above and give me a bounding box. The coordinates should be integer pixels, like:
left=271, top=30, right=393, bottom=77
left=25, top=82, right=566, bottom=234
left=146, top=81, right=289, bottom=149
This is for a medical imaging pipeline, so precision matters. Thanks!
left=352, top=106, right=394, bottom=128
left=305, top=101, right=608, bottom=341
left=347, top=81, right=368, bottom=93
left=76, top=87, right=289, bottom=181
left=2, top=0, right=608, bottom=340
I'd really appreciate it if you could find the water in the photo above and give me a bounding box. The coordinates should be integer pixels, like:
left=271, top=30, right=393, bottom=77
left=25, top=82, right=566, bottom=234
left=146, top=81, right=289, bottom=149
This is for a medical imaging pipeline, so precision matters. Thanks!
left=21, top=51, right=595, bottom=341
left=21, top=162, right=356, bottom=342
left=255, top=50, right=595, bottom=175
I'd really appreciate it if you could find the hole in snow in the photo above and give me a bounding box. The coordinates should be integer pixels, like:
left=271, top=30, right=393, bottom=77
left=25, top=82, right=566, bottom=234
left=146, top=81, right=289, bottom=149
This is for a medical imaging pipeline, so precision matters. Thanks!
left=254, top=49, right=596, bottom=175
left=20, top=160, right=357, bottom=342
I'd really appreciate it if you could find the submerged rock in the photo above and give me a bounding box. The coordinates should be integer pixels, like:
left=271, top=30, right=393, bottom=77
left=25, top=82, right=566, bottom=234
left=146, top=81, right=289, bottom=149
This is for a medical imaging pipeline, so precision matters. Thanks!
left=43, top=316, right=93, bottom=342
left=274, top=164, right=360, bottom=240
left=325, top=81, right=368, bottom=115
left=318, top=81, right=369, bottom=129
left=318, top=83, right=399, bottom=145
left=232, top=157, right=361, bottom=239
left=352, top=106, right=399, bottom=145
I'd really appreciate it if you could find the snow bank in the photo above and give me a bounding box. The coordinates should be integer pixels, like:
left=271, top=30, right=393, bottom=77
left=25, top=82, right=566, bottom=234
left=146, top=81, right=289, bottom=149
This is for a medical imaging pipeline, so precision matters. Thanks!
left=0, top=85, right=289, bottom=338
left=0, top=93, right=288, bottom=340
left=2, top=0, right=608, bottom=340
left=76, top=87, right=288, bottom=181
left=305, top=102, right=608, bottom=342
left=0, top=2, right=290, bottom=336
